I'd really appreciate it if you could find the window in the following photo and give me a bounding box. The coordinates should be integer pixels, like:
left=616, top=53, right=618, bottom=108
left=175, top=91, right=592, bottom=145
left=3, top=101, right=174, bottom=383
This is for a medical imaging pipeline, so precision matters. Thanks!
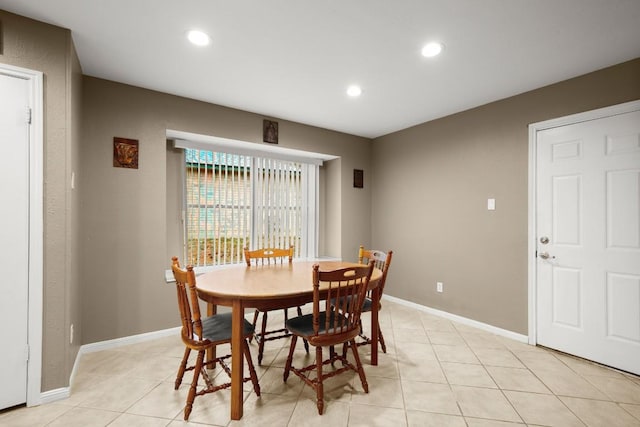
left=170, top=130, right=334, bottom=270
left=180, top=146, right=320, bottom=268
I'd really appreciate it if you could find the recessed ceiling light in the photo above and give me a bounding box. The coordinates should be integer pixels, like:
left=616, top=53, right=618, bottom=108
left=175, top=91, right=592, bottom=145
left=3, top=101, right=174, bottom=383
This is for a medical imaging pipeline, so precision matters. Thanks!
left=421, top=41, right=444, bottom=58
left=187, top=30, right=211, bottom=46
left=347, top=85, right=362, bottom=97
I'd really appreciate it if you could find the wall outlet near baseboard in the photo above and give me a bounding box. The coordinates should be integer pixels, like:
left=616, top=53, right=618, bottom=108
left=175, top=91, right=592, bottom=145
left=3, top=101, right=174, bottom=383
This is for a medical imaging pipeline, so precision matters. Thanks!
left=436, top=282, right=443, bottom=293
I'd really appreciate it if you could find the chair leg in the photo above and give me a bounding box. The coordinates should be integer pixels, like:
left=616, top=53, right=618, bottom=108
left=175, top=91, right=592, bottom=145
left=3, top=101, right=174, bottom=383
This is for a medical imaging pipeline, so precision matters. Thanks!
left=283, top=335, right=298, bottom=382
left=377, top=319, right=387, bottom=353
left=258, top=311, right=268, bottom=365
left=175, top=346, right=191, bottom=390
left=243, top=339, right=261, bottom=396
left=250, top=309, right=260, bottom=342
left=184, top=350, right=205, bottom=420
left=350, top=339, right=369, bottom=394
left=298, top=306, right=310, bottom=354
left=315, top=346, right=324, bottom=415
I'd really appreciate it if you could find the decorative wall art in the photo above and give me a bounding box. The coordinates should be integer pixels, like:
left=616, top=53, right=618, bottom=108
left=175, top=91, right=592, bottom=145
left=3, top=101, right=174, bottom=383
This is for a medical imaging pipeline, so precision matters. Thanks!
left=353, top=169, right=364, bottom=188
left=263, top=119, right=278, bottom=144
left=113, top=137, right=139, bottom=169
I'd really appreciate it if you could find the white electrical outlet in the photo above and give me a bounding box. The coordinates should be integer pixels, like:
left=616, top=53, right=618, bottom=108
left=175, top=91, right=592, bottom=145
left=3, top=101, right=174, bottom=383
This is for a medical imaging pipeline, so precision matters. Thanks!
left=70, top=324, right=74, bottom=344
left=436, top=282, right=443, bottom=293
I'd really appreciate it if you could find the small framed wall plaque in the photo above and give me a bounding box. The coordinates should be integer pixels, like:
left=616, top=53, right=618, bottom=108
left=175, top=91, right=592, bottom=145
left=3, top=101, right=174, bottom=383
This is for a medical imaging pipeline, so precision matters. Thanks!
left=263, top=119, right=278, bottom=144
left=353, top=169, right=364, bottom=188
left=113, top=137, right=139, bottom=169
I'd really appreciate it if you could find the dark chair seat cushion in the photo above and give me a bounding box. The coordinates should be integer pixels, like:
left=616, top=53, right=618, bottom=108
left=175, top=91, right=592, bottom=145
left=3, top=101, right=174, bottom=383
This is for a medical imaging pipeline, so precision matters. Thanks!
left=286, top=311, right=349, bottom=338
left=201, top=312, right=254, bottom=343
left=330, top=295, right=373, bottom=313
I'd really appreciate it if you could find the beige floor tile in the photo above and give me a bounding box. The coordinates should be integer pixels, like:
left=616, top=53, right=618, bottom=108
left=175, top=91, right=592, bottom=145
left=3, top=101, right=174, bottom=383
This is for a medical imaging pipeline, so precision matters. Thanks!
left=583, top=375, right=640, bottom=404
left=532, top=368, right=608, bottom=400
left=74, top=350, right=133, bottom=377
left=126, top=382, right=187, bottom=419
left=183, top=387, right=244, bottom=426
left=75, top=376, right=160, bottom=412
left=427, top=331, right=466, bottom=346
left=406, top=411, right=466, bottom=427
left=361, top=352, right=400, bottom=379
left=441, top=362, right=497, bottom=388
left=167, top=420, right=214, bottom=427
left=393, top=327, right=430, bottom=344
left=126, top=353, right=182, bottom=382
left=227, top=393, right=298, bottom=427
left=473, top=349, right=525, bottom=368
left=464, top=418, right=526, bottom=426
left=420, top=315, right=457, bottom=333
left=0, top=403, right=72, bottom=427
left=398, top=358, right=447, bottom=383
left=513, top=350, right=569, bottom=373
left=115, top=413, right=173, bottom=426
left=452, top=386, right=522, bottom=423
left=395, top=341, right=438, bottom=361
left=390, top=310, right=427, bottom=330
left=350, top=376, right=404, bottom=408
left=255, top=366, right=304, bottom=397
left=297, top=365, right=358, bottom=402
left=486, top=366, right=550, bottom=394
left=120, top=334, right=183, bottom=356
left=434, top=344, right=481, bottom=364
left=560, top=396, right=640, bottom=427
left=463, top=335, right=508, bottom=350
left=554, top=353, right=626, bottom=378
left=288, top=398, right=349, bottom=427
left=46, top=406, right=121, bottom=427
left=402, top=380, right=460, bottom=415
left=5, top=302, right=639, bottom=427
left=349, top=404, right=407, bottom=427
left=504, top=390, right=584, bottom=426
left=621, top=403, right=640, bottom=421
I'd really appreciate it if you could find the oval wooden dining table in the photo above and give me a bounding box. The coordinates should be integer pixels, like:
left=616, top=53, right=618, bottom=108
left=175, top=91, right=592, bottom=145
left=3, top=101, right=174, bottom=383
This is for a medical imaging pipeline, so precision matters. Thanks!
left=195, top=260, right=383, bottom=420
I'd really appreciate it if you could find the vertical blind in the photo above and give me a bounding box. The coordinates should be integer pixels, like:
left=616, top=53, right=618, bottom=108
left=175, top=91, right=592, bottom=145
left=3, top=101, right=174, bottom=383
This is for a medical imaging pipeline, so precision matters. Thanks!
left=184, top=149, right=309, bottom=267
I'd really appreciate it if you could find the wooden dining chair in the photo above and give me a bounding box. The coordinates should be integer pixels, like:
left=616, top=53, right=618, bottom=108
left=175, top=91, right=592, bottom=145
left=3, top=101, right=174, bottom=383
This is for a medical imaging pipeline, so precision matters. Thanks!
left=354, top=246, right=393, bottom=353
left=171, top=257, right=260, bottom=420
left=283, top=262, right=375, bottom=415
left=244, top=246, right=309, bottom=364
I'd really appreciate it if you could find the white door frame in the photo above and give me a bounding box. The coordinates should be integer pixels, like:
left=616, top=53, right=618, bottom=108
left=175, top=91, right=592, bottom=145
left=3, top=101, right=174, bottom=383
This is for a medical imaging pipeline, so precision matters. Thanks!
left=0, top=63, right=43, bottom=406
left=527, top=99, right=640, bottom=345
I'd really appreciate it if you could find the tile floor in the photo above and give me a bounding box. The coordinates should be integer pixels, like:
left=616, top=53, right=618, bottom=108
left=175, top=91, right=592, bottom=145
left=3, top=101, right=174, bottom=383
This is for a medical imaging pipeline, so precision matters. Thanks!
left=2, top=300, right=640, bottom=426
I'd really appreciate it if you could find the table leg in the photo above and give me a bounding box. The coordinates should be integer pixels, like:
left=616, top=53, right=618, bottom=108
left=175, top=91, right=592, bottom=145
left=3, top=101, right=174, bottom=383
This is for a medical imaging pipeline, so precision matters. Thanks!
left=230, top=299, right=244, bottom=420
left=206, top=303, right=217, bottom=367
left=370, top=288, right=379, bottom=366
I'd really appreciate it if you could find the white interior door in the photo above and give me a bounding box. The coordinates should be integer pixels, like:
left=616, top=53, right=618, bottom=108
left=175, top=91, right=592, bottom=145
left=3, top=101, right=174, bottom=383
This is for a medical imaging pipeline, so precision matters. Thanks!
left=535, top=106, right=640, bottom=375
left=0, top=71, right=30, bottom=408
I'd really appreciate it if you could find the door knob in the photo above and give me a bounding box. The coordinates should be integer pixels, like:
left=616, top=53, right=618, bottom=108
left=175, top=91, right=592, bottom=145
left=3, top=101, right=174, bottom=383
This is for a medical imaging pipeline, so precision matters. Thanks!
left=539, top=251, right=555, bottom=260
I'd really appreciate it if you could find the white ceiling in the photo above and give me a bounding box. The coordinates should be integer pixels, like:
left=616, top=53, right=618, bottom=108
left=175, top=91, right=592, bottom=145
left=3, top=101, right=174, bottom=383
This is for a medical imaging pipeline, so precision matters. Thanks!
left=2, top=0, right=639, bottom=138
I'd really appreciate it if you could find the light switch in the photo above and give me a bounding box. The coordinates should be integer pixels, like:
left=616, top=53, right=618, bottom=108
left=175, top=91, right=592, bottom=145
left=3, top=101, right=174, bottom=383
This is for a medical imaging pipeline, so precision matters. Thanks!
left=487, top=198, right=496, bottom=210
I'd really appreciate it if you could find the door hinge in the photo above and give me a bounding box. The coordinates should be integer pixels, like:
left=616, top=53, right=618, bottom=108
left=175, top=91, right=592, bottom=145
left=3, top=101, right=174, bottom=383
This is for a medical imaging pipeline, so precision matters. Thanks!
left=25, top=344, right=30, bottom=362
left=26, top=107, right=32, bottom=124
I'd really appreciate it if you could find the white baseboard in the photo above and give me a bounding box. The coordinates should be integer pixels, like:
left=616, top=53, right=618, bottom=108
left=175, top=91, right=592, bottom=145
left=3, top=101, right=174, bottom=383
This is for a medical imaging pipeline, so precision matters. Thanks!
left=39, top=387, right=69, bottom=405
left=40, top=326, right=182, bottom=405
left=79, top=326, right=181, bottom=355
left=382, top=294, right=529, bottom=343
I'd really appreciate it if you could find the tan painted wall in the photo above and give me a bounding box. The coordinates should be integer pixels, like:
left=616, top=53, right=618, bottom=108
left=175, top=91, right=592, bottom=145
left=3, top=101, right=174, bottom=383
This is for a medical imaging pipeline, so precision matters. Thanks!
left=371, top=58, right=640, bottom=335
left=0, top=11, right=82, bottom=391
left=81, top=77, right=372, bottom=344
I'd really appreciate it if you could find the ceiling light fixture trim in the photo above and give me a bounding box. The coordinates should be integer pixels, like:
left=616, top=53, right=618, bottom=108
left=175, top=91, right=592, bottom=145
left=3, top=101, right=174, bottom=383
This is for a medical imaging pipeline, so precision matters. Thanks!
left=346, top=85, right=363, bottom=97
left=421, top=41, right=444, bottom=58
left=187, top=30, right=211, bottom=46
